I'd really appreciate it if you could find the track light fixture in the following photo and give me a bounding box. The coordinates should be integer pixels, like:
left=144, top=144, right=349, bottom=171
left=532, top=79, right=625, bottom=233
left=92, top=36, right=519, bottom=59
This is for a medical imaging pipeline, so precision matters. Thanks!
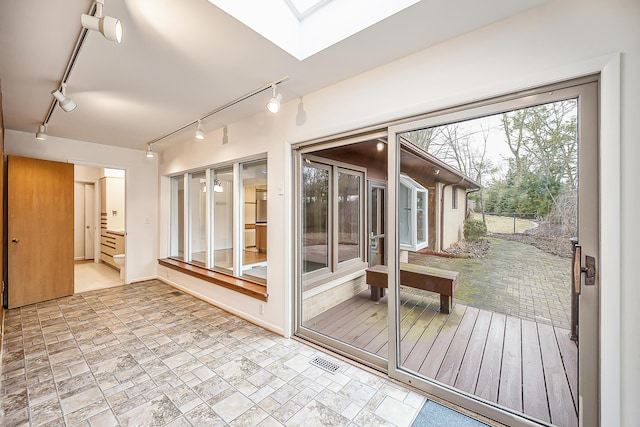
left=145, top=77, right=289, bottom=148
left=51, top=84, right=77, bottom=112
left=81, top=0, right=123, bottom=43
left=266, top=84, right=282, bottom=114
left=213, top=179, right=224, bottom=193
left=195, top=120, right=205, bottom=140
left=146, top=143, right=155, bottom=158
left=35, top=124, right=48, bottom=141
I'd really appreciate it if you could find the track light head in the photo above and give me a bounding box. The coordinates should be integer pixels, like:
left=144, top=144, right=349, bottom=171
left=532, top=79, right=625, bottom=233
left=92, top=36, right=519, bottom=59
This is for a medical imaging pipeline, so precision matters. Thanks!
left=146, top=143, right=155, bottom=158
left=81, top=0, right=122, bottom=43
left=195, top=120, right=205, bottom=140
left=266, top=85, right=282, bottom=114
left=51, top=88, right=77, bottom=112
left=81, top=14, right=122, bottom=43
left=35, top=124, right=48, bottom=141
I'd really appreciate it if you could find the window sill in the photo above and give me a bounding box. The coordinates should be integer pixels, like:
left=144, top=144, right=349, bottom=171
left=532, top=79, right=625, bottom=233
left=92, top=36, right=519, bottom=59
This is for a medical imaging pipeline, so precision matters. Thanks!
left=158, top=258, right=268, bottom=302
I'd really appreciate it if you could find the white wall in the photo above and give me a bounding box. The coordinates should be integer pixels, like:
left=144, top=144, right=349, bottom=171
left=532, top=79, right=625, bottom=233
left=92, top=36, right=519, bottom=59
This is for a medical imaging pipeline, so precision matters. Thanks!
left=5, top=130, right=158, bottom=284
left=104, top=177, right=125, bottom=231
left=73, top=182, right=86, bottom=260
left=158, top=0, right=638, bottom=424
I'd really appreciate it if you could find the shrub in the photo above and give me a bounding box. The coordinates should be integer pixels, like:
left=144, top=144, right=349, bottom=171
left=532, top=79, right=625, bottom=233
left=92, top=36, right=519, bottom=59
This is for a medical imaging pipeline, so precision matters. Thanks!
left=464, top=220, right=487, bottom=241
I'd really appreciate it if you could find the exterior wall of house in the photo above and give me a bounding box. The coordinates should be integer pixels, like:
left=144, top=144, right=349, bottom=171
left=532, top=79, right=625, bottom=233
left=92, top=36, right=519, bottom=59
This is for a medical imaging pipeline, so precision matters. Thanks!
left=441, top=187, right=469, bottom=250
left=156, top=1, right=638, bottom=422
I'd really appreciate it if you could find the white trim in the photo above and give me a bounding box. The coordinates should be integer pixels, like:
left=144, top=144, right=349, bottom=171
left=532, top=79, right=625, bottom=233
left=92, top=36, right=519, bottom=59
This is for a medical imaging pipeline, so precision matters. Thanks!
left=598, top=53, right=621, bottom=427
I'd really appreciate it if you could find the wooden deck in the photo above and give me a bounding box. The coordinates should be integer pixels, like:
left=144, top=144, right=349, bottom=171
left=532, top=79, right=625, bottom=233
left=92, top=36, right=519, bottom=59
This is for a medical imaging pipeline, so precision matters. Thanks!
left=304, top=289, right=578, bottom=427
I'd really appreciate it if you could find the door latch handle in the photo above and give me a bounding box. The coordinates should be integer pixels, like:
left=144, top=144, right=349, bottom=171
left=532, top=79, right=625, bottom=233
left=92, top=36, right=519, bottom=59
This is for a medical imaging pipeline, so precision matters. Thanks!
left=581, top=255, right=596, bottom=286
left=11, top=238, right=20, bottom=244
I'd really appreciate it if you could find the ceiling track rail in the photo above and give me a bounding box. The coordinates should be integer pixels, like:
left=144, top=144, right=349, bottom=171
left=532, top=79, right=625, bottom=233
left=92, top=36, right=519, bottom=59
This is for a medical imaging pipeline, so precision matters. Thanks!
left=146, top=75, right=290, bottom=147
left=42, top=3, right=97, bottom=127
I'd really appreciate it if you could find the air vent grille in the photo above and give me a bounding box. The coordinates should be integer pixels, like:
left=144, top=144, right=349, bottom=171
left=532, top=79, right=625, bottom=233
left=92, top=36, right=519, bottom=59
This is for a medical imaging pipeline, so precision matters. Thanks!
left=310, top=356, right=341, bottom=373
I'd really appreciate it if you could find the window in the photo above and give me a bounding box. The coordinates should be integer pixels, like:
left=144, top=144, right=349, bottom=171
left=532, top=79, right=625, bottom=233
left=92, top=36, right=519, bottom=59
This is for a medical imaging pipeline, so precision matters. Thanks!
left=241, top=160, right=268, bottom=283
left=399, top=174, right=428, bottom=252
left=169, top=158, right=268, bottom=286
left=452, top=186, right=459, bottom=210
left=337, top=171, right=361, bottom=263
left=302, top=156, right=365, bottom=278
left=189, top=171, right=207, bottom=266
left=170, top=176, right=185, bottom=260
left=212, top=166, right=234, bottom=274
left=302, top=162, right=330, bottom=273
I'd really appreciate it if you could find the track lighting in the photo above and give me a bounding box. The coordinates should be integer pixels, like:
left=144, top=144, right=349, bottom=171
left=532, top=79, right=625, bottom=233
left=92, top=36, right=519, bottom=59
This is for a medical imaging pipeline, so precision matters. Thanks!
left=81, top=0, right=123, bottom=43
left=266, top=84, right=282, bottom=114
left=146, top=143, right=155, bottom=158
left=35, top=124, right=48, bottom=141
left=51, top=84, right=76, bottom=112
left=213, top=179, right=224, bottom=193
left=376, top=141, right=385, bottom=152
left=195, top=120, right=205, bottom=140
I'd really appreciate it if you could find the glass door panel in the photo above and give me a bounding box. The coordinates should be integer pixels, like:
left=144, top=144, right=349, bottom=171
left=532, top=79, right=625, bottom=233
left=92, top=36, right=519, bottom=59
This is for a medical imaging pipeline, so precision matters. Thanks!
left=388, top=81, right=597, bottom=426
left=297, top=138, right=387, bottom=369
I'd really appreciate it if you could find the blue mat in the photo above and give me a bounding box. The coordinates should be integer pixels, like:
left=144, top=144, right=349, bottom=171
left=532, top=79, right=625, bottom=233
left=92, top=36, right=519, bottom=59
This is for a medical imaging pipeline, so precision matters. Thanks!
left=412, top=400, right=489, bottom=427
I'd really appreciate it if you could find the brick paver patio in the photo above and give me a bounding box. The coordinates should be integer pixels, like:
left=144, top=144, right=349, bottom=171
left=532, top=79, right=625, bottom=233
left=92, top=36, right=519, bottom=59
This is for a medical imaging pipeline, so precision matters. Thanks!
left=408, top=237, right=572, bottom=328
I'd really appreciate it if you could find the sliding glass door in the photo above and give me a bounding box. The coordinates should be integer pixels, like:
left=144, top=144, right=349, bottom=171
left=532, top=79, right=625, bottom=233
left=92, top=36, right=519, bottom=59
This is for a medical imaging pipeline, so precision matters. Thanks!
left=387, top=79, right=598, bottom=427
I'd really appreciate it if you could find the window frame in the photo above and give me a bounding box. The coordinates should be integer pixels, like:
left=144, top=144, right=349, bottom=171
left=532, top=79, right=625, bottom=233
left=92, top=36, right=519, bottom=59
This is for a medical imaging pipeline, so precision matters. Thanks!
left=399, top=174, right=429, bottom=252
left=301, top=154, right=367, bottom=285
left=167, top=156, right=268, bottom=287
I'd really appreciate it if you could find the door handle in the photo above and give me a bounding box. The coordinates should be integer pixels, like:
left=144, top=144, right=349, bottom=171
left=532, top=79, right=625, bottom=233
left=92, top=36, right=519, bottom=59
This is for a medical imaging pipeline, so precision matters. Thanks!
left=572, top=243, right=596, bottom=295
left=86, top=226, right=90, bottom=229
left=12, top=238, right=20, bottom=244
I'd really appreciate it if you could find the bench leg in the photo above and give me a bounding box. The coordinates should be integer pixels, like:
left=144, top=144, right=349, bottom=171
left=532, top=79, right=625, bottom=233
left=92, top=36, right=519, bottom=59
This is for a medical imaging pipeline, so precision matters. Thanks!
left=440, top=295, right=452, bottom=314
left=370, top=287, right=385, bottom=302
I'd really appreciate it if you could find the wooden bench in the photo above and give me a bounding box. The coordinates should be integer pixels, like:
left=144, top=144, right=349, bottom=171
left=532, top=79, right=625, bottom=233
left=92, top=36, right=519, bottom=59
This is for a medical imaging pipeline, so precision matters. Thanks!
left=365, top=263, right=459, bottom=313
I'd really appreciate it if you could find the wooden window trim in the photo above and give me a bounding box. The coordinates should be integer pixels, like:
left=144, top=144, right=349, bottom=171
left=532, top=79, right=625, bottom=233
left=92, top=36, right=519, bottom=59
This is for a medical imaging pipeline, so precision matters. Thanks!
left=158, top=258, right=268, bottom=301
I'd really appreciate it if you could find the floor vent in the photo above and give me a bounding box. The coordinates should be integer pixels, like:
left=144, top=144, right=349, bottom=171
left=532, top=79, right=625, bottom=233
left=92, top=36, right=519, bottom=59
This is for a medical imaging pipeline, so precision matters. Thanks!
left=310, top=356, right=341, bottom=373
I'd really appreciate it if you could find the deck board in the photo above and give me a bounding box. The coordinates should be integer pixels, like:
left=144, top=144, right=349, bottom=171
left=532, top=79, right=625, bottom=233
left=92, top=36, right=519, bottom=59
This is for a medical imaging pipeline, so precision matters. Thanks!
left=418, top=304, right=466, bottom=378
left=304, top=289, right=577, bottom=427
left=401, top=307, right=446, bottom=367
left=538, top=323, right=577, bottom=427
left=498, top=315, right=523, bottom=412
left=555, top=326, right=578, bottom=411
left=436, top=306, right=479, bottom=385
left=475, top=312, right=506, bottom=402
left=522, top=319, right=551, bottom=422
left=455, top=309, right=492, bottom=393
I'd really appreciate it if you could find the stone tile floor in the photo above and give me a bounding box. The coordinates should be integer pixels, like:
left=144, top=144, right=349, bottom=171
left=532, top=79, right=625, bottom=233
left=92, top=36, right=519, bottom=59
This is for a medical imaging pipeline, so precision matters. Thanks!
left=1, top=280, right=430, bottom=427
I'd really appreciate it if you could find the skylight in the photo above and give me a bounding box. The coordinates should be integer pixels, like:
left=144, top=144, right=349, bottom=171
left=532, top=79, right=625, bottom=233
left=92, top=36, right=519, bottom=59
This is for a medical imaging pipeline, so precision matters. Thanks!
left=284, top=0, right=332, bottom=20
left=208, top=0, right=421, bottom=60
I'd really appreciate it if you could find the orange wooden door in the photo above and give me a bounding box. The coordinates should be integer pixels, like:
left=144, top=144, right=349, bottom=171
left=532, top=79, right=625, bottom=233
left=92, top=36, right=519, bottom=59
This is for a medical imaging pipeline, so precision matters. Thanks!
left=8, top=156, right=74, bottom=308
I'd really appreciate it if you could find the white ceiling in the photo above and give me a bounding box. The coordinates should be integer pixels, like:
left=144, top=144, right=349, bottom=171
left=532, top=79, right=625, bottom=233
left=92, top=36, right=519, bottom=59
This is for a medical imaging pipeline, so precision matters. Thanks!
left=0, top=0, right=547, bottom=151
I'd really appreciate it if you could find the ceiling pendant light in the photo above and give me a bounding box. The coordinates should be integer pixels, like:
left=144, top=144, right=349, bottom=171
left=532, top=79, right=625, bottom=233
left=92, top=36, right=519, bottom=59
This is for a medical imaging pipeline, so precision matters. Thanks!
left=146, top=143, right=155, bottom=158
left=266, top=84, right=282, bottom=114
left=51, top=84, right=76, bottom=112
left=81, top=0, right=123, bottom=43
left=35, top=124, right=48, bottom=141
left=195, top=120, right=205, bottom=140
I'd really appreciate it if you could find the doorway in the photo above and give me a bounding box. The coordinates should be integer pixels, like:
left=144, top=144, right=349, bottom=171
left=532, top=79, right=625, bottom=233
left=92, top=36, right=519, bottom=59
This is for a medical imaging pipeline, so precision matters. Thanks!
left=294, top=77, right=599, bottom=426
left=74, top=165, right=126, bottom=293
